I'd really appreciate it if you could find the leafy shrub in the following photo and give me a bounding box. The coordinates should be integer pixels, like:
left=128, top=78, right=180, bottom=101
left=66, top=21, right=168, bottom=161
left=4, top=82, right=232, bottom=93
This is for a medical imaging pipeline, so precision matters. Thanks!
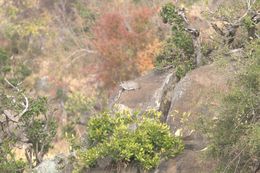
left=63, top=92, right=97, bottom=148
left=0, top=47, right=31, bottom=83
left=0, top=48, right=9, bottom=65
left=160, top=3, right=185, bottom=28
left=75, top=109, right=184, bottom=171
left=1, top=84, right=57, bottom=169
left=156, top=36, right=194, bottom=79
left=21, top=97, right=57, bottom=165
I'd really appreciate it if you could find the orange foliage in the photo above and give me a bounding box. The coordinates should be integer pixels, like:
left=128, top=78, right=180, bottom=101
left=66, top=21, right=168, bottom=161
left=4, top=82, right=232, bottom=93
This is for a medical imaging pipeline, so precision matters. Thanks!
left=92, top=6, right=156, bottom=88
left=136, top=39, right=162, bottom=74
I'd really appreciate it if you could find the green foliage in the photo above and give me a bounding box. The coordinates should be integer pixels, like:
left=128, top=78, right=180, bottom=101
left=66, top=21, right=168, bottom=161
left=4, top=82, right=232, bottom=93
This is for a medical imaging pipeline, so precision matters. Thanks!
left=17, top=64, right=32, bottom=78
left=160, top=3, right=184, bottom=28
left=156, top=3, right=195, bottom=79
left=0, top=48, right=9, bottom=65
left=1, top=86, right=56, bottom=169
left=76, top=109, right=184, bottom=171
left=200, top=40, right=260, bottom=172
left=243, top=16, right=255, bottom=31
left=173, top=30, right=194, bottom=55
left=63, top=92, right=97, bottom=150
left=0, top=48, right=11, bottom=75
left=55, top=87, right=67, bottom=101
left=155, top=36, right=194, bottom=79
left=65, top=92, right=96, bottom=117
left=20, top=97, right=57, bottom=165
left=0, top=139, right=26, bottom=173
left=0, top=47, right=31, bottom=83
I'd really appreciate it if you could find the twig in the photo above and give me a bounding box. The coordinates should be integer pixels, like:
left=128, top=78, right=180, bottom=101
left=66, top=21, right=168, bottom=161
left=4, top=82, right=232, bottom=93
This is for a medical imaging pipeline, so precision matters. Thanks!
left=223, top=146, right=246, bottom=173
left=65, top=49, right=97, bottom=68
left=234, top=156, right=241, bottom=173
left=4, top=78, right=29, bottom=118
left=237, top=0, right=256, bottom=22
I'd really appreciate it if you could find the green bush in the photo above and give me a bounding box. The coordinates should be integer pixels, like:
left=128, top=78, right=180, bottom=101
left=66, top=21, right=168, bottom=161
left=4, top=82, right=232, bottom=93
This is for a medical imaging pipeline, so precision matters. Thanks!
left=0, top=94, right=56, bottom=169
left=160, top=3, right=184, bottom=27
left=21, top=97, right=57, bottom=165
left=75, top=109, right=184, bottom=171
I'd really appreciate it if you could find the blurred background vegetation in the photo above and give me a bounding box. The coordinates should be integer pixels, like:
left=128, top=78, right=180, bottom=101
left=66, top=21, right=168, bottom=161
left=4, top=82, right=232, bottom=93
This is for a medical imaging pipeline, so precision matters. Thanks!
left=0, top=0, right=259, bottom=172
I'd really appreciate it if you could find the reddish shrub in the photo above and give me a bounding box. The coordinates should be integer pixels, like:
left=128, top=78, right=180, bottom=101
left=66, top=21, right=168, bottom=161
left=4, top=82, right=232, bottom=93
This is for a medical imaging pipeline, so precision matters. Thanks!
left=92, top=6, right=156, bottom=88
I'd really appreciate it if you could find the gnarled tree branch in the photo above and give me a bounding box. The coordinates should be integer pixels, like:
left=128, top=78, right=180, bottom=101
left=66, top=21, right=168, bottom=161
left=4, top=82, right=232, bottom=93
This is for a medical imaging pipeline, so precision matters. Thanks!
left=4, top=78, right=29, bottom=119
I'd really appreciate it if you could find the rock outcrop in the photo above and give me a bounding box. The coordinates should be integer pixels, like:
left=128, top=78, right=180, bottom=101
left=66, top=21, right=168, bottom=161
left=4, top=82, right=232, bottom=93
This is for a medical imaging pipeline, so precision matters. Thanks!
left=35, top=62, right=236, bottom=173
left=110, top=62, right=235, bottom=173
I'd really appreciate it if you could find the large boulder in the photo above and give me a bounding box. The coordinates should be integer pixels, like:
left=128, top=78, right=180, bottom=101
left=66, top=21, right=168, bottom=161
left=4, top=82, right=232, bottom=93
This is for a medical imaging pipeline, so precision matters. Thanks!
left=111, top=62, right=235, bottom=173
left=161, top=63, right=235, bottom=173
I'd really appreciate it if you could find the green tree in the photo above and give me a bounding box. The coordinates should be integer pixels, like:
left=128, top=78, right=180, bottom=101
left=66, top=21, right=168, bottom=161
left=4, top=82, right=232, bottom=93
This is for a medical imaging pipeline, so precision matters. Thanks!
left=0, top=47, right=57, bottom=171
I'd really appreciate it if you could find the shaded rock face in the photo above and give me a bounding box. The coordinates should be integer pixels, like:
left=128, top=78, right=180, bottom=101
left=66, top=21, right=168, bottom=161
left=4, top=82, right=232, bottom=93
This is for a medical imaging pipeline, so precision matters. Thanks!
left=167, top=63, right=232, bottom=133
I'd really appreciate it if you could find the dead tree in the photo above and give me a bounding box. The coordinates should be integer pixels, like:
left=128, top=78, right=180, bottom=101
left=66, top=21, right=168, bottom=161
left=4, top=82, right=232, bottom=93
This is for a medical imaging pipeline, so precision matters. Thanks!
left=211, top=0, right=259, bottom=46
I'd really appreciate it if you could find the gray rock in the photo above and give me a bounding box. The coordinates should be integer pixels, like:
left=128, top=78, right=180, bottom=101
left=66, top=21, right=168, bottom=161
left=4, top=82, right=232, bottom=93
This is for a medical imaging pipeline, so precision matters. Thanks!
left=33, top=154, right=72, bottom=173
left=33, top=159, right=60, bottom=173
left=120, top=81, right=140, bottom=91
left=35, top=76, right=50, bottom=92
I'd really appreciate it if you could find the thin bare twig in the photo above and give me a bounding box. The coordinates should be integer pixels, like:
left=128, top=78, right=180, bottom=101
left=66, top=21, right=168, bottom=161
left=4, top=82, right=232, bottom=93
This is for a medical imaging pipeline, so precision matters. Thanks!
left=223, top=146, right=246, bottom=173
left=4, top=78, right=29, bottom=118
left=65, top=49, right=97, bottom=68
left=237, top=0, right=256, bottom=22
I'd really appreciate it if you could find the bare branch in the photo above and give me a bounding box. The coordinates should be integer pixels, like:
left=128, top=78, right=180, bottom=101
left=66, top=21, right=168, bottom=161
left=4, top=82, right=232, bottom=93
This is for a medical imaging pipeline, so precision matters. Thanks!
left=67, top=49, right=97, bottom=60
left=175, top=8, right=202, bottom=66
left=65, top=48, right=97, bottom=68
left=4, top=110, right=19, bottom=123
left=4, top=78, right=29, bottom=118
left=237, top=0, right=256, bottom=22
left=4, top=78, right=20, bottom=92
left=177, top=8, right=189, bottom=24
left=211, top=23, right=225, bottom=36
